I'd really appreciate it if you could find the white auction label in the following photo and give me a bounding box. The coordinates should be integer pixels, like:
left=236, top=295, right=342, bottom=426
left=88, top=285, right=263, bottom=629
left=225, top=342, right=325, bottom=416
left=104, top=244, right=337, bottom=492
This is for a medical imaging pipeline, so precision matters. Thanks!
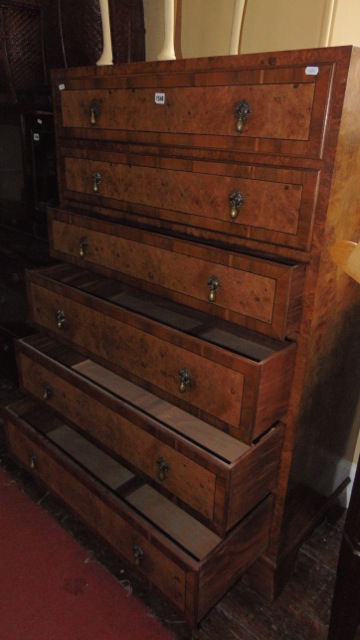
left=305, top=66, right=319, bottom=76
left=58, top=83, right=66, bottom=91
left=155, top=93, right=165, bottom=104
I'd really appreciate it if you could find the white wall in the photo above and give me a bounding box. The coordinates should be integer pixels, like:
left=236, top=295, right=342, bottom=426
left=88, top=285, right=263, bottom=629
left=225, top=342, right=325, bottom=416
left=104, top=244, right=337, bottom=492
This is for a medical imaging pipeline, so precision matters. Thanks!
left=143, top=0, right=360, bottom=60
left=143, top=0, right=166, bottom=62
left=330, top=0, right=360, bottom=45
left=180, top=0, right=236, bottom=58
left=143, top=0, right=237, bottom=60
left=240, top=0, right=329, bottom=53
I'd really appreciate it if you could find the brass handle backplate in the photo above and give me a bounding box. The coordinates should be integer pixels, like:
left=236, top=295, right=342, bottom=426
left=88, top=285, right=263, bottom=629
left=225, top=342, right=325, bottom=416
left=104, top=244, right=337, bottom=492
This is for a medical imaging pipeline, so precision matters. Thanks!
left=229, top=190, right=244, bottom=219
left=157, top=457, right=170, bottom=481
left=179, top=368, right=192, bottom=393
left=56, top=309, right=66, bottom=330
left=92, top=171, right=102, bottom=193
left=89, top=99, right=100, bottom=125
left=207, top=275, right=221, bottom=302
left=235, top=99, right=250, bottom=132
left=79, top=236, right=88, bottom=257
left=133, top=544, right=144, bottom=566
left=43, top=383, right=52, bottom=401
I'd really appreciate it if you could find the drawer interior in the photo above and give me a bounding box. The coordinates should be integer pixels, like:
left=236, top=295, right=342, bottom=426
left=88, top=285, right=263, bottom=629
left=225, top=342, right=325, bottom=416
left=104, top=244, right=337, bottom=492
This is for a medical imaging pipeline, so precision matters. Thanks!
left=19, top=333, right=250, bottom=463
left=29, top=263, right=292, bottom=362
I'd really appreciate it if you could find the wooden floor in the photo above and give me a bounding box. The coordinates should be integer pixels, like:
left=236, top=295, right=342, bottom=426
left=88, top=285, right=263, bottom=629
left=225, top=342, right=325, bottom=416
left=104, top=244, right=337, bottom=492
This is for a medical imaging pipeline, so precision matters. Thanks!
left=0, top=376, right=358, bottom=640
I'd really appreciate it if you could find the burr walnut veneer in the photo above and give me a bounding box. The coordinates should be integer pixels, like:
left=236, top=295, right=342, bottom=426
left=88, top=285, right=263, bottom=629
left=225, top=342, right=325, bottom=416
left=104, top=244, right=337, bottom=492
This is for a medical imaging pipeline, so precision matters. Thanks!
left=3, top=46, right=360, bottom=625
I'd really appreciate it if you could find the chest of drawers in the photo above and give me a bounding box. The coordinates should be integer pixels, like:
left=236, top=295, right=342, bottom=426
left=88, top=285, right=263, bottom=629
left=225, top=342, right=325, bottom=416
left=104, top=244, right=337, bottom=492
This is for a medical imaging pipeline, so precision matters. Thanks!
left=3, top=46, right=360, bottom=625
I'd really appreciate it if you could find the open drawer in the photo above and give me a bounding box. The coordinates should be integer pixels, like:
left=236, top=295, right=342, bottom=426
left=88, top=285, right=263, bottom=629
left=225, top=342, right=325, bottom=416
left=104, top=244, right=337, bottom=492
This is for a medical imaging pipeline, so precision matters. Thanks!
left=2, top=398, right=273, bottom=627
left=48, top=208, right=306, bottom=338
left=16, top=333, right=283, bottom=536
left=26, top=264, right=296, bottom=443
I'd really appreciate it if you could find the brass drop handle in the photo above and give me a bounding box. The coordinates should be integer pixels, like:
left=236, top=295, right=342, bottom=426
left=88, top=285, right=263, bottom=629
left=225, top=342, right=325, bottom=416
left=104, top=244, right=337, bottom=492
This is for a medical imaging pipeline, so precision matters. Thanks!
left=56, top=309, right=66, bottom=330
left=43, top=383, right=52, bottom=401
left=235, top=99, right=250, bottom=133
left=133, top=544, right=144, bottom=566
left=29, top=454, right=38, bottom=470
left=79, top=237, right=88, bottom=257
left=157, top=457, right=170, bottom=481
left=207, top=275, right=221, bottom=302
left=229, top=190, right=244, bottom=219
left=179, top=368, right=192, bottom=393
left=89, top=99, right=100, bottom=126
left=92, top=172, right=102, bottom=193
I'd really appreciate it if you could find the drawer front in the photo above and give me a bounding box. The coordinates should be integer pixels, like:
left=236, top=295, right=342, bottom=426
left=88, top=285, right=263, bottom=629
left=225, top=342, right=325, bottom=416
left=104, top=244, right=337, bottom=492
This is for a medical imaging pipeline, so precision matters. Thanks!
left=26, top=269, right=295, bottom=442
left=60, top=153, right=318, bottom=251
left=55, top=62, right=333, bottom=158
left=49, top=212, right=306, bottom=339
left=61, top=83, right=315, bottom=140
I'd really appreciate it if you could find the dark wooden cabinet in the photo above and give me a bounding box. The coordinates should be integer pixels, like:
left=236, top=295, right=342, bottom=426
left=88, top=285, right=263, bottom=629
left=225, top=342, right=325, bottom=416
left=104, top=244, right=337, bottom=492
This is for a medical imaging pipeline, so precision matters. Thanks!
left=2, top=46, right=360, bottom=625
left=0, top=0, right=145, bottom=378
left=328, top=456, right=360, bottom=639
left=0, top=0, right=145, bottom=104
left=0, top=225, right=52, bottom=381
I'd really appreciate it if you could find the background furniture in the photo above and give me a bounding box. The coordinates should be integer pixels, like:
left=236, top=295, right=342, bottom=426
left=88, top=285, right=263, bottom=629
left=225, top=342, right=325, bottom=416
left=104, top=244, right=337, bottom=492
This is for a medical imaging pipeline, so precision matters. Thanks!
left=0, top=0, right=145, bottom=382
left=328, top=456, right=360, bottom=639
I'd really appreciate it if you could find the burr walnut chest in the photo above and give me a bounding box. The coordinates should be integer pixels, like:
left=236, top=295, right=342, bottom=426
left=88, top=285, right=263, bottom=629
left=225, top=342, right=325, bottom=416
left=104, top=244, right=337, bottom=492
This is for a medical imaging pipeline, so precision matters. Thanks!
left=3, top=46, right=360, bottom=626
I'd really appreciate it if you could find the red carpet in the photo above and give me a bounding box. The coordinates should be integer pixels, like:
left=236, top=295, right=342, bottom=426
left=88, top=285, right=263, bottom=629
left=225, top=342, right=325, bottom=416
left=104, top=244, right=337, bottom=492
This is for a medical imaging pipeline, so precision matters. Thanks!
left=0, top=468, right=175, bottom=640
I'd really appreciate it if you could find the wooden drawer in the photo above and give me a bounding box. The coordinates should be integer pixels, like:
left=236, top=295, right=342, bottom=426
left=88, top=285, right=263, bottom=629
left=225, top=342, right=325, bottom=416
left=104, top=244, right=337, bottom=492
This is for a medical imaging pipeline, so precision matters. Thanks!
left=53, top=58, right=334, bottom=158
left=58, top=151, right=319, bottom=251
left=26, top=264, right=296, bottom=443
left=2, top=398, right=273, bottom=626
left=48, top=210, right=305, bottom=340
left=16, top=333, right=283, bottom=535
